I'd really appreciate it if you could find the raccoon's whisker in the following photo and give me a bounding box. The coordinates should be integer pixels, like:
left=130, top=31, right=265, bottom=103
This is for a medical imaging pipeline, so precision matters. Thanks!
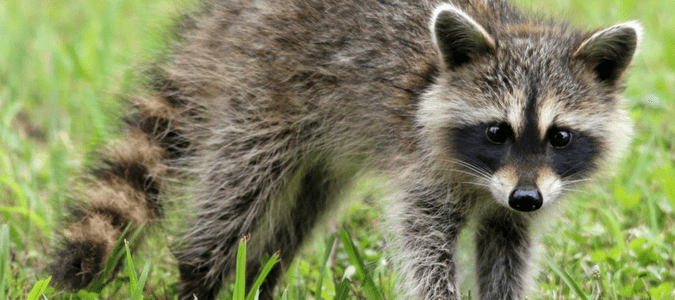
left=459, top=162, right=491, bottom=177
left=462, top=181, right=491, bottom=188
left=448, top=166, right=476, bottom=175
left=456, top=156, right=493, bottom=176
left=447, top=168, right=486, bottom=178
left=562, top=178, right=592, bottom=185
left=442, top=167, right=491, bottom=182
left=560, top=187, right=584, bottom=193
left=452, top=164, right=491, bottom=179
left=440, top=160, right=485, bottom=177
left=450, top=168, right=491, bottom=182
left=446, top=159, right=492, bottom=178
left=556, top=166, right=578, bottom=179
left=557, top=159, right=598, bottom=179
left=547, top=175, right=591, bottom=195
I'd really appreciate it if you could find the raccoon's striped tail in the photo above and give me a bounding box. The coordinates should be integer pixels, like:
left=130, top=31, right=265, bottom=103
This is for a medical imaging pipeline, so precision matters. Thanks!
left=50, top=92, right=185, bottom=290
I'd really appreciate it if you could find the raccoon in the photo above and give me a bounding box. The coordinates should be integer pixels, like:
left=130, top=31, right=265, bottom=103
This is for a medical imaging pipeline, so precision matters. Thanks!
left=50, top=0, right=641, bottom=299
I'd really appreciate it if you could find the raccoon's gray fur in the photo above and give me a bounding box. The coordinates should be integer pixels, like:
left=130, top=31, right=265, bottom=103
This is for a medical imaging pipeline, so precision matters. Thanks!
left=50, top=0, right=641, bottom=299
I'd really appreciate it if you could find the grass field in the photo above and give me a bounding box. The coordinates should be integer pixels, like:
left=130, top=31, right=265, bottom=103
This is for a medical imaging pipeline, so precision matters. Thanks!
left=1, top=0, right=674, bottom=299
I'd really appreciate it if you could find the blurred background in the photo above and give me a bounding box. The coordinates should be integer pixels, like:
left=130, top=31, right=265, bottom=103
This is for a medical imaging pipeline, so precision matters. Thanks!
left=0, top=0, right=673, bottom=298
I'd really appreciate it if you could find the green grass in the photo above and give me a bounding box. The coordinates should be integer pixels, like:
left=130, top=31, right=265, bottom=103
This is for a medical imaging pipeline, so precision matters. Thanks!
left=1, top=0, right=674, bottom=299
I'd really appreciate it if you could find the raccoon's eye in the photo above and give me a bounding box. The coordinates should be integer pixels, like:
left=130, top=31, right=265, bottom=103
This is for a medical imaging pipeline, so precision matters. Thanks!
left=485, top=123, right=512, bottom=144
left=549, top=129, right=572, bottom=148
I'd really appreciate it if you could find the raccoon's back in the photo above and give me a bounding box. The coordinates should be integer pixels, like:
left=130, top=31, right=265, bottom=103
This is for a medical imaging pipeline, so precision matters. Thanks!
left=159, top=0, right=449, bottom=152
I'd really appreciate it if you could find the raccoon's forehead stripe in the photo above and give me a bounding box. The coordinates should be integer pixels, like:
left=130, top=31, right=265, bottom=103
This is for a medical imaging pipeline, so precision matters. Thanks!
left=505, top=89, right=527, bottom=135
left=507, top=80, right=540, bottom=144
left=517, top=87, right=539, bottom=143
left=538, top=94, right=558, bottom=139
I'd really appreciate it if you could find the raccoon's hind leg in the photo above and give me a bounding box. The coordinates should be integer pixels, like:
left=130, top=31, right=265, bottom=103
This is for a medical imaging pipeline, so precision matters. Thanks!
left=176, top=154, right=349, bottom=300
left=50, top=95, right=186, bottom=289
left=474, top=211, right=533, bottom=300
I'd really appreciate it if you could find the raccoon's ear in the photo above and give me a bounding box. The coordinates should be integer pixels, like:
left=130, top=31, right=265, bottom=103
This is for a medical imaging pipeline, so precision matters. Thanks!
left=431, top=4, right=496, bottom=71
left=574, top=21, right=643, bottom=86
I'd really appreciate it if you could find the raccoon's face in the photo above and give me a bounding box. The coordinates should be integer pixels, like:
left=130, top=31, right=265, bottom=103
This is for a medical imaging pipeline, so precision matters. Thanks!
left=419, top=4, right=641, bottom=212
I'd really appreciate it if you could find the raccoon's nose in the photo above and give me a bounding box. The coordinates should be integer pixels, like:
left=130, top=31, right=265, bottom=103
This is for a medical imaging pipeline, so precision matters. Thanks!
left=508, top=187, right=543, bottom=212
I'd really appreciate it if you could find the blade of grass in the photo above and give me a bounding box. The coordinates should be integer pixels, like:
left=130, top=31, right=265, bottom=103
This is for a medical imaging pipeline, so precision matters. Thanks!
left=334, top=278, right=350, bottom=300
left=599, top=210, right=625, bottom=250
left=339, top=229, right=382, bottom=300
left=88, top=223, right=145, bottom=292
left=543, top=253, right=589, bottom=300
left=655, top=163, right=675, bottom=211
left=315, top=234, right=336, bottom=300
left=0, top=175, right=27, bottom=208
left=0, top=206, right=48, bottom=235
left=0, top=224, right=9, bottom=300
left=76, top=290, right=99, bottom=300
left=124, top=240, right=139, bottom=293
left=627, top=131, right=656, bottom=191
left=83, top=88, right=111, bottom=141
left=26, top=276, right=51, bottom=300
left=233, top=237, right=248, bottom=300
left=245, top=252, right=280, bottom=300
left=132, top=260, right=152, bottom=300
